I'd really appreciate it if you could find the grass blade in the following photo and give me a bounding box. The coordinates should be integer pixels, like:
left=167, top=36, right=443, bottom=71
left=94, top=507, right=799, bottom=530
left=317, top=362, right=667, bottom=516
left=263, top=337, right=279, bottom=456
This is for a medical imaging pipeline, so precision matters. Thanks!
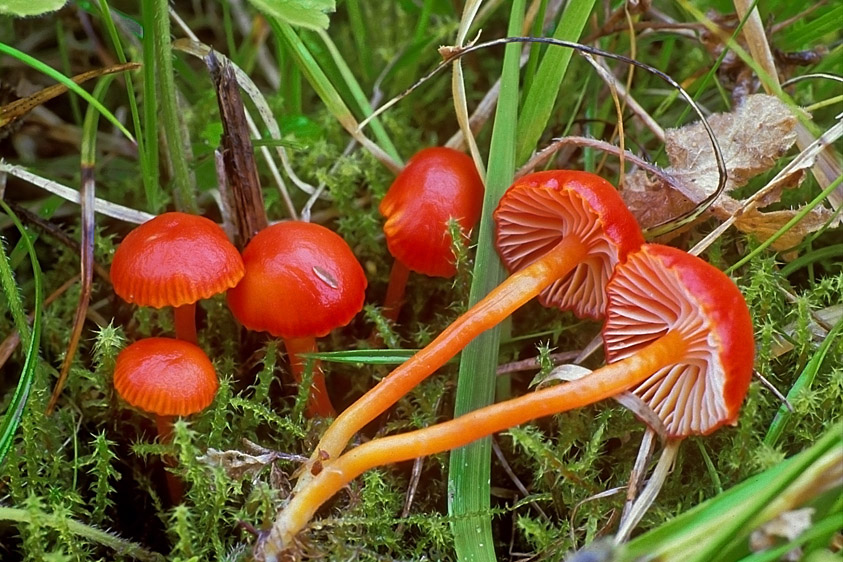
left=764, top=316, right=843, bottom=447
left=150, top=0, right=196, bottom=212
left=0, top=201, right=44, bottom=467
left=617, top=422, right=842, bottom=561
left=0, top=42, right=135, bottom=142
left=268, top=20, right=403, bottom=174
left=45, top=76, right=113, bottom=414
left=447, top=2, right=525, bottom=560
left=515, top=0, right=596, bottom=165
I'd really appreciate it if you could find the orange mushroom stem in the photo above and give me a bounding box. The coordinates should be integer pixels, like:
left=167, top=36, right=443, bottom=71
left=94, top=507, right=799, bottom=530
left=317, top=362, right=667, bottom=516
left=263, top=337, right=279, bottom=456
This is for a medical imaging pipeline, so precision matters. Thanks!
left=174, top=303, right=198, bottom=343
left=294, top=170, right=644, bottom=491
left=380, top=260, right=411, bottom=324
left=378, top=147, right=484, bottom=324
left=282, top=336, right=336, bottom=418
left=259, top=244, right=755, bottom=555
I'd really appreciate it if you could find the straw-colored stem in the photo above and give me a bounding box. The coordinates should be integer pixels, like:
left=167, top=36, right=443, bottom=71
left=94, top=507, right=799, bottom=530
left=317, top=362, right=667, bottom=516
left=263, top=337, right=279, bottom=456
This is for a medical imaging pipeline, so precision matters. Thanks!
left=263, top=330, right=686, bottom=553
left=293, top=236, right=588, bottom=491
left=173, top=303, right=198, bottom=344
left=283, top=336, right=336, bottom=418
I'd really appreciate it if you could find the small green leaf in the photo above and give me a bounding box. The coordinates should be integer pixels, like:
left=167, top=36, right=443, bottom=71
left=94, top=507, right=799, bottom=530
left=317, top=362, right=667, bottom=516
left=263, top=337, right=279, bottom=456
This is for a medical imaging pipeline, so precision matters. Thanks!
left=247, top=0, right=335, bottom=31
left=0, top=0, right=66, bottom=17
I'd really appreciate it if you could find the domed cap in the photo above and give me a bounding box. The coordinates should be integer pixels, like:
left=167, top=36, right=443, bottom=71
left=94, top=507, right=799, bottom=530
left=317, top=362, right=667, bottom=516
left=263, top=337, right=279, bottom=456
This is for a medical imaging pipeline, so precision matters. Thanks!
left=114, top=337, right=219, bottom=416
left=603, top=244, right=754, bottom=437
left=379, top=147, right=484, bottom=277
left=494, top=170, right=644, bottom=319
left=226, top=221, right=368, bottom=339
left=111, top=212, right=245, bottom=308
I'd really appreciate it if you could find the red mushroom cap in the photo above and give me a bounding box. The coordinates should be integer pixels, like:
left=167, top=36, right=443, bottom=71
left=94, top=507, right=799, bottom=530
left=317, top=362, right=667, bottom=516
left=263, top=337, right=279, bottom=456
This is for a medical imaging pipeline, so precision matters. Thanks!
left=603, top=244, right=755, bottom=437
left=113, top=337, right=219, bottom=416
left=379, top=147, right=484, bottom=277
left=226, top=221, right=368, bottom=339
left=494, top=170, right=644, bottom=318
left=111, top=212, right=245, bottom=308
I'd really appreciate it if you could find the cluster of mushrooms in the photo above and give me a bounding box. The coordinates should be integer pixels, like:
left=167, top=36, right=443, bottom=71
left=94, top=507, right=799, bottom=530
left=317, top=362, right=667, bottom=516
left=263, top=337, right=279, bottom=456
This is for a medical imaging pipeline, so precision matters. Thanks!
left=106, top=146, right=755, bottom=556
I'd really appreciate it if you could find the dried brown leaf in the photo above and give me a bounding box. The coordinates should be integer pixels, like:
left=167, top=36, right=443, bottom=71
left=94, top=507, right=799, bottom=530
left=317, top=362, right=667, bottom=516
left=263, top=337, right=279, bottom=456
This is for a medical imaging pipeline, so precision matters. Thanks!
left=734, top=206, right=834, bottom=258
left=622, top=170, right=695, bottom=230
left=665, top=94, right=798, bottom=201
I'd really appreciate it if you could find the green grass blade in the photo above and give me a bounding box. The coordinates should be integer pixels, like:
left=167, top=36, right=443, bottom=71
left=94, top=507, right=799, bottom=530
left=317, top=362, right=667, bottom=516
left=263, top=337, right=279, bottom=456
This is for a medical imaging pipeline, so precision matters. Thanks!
left=448, top=2, right=525, bottom=560
left=728, top=173, right=843, bottom=273
left=0, top=201, right=44, bottom=467
left=315, top=29, right=401, bottom=162
left=764, top=316, right=843, bottom=447
left=140, top=0, right=162, bottom=212
left=302, top=349, right=420, bottom=365
left=268, top=20, right=402, bottom=173
left=617, top=422, right=842, bottom=561
left=97, top=0, right=162, bottom=213
left=150, top=0, right=196, bottom=213
left=0, top=41, right=134, bottom=142
left=514, top=0, right=596, bottom=165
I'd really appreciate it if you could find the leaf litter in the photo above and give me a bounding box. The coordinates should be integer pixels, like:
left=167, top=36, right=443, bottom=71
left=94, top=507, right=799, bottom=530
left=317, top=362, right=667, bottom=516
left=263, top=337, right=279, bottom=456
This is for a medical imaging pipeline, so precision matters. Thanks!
left=623, top=94, right=840, bottom=255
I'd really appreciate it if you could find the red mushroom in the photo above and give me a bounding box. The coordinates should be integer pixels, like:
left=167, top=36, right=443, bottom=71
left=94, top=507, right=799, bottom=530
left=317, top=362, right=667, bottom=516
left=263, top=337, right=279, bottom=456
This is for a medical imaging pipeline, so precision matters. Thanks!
left=111, top=212, right=244, bottom=344
left=113, top=337, right=219, bottom=501
left=378, top=147, right=484, bottom=322
left=226, top=221, right=367, bottom=417
left=259, top=244, right=754, bottom=552
left=293, top=170, right=644, bottom=488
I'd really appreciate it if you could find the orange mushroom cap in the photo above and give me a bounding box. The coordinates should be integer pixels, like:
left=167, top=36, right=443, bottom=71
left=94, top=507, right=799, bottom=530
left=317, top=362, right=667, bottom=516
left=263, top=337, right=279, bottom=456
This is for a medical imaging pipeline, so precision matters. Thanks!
left=379, top=147, right=484, bottom=278
left=226, top=221, right=368, bottom=339
left=603, top=244, right=755, bottom=437
left=494, top=170, right=645, bottom=318
left=113, top=337, right=219, bottom=417
left=111, top=212, right=245, bottom=308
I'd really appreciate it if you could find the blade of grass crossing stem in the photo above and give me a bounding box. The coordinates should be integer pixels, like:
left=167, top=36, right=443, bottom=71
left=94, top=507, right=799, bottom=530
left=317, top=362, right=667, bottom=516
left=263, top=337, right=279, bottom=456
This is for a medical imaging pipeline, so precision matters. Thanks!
left=448, top=3, right=524, bottom=561
left=617, top=422, right=842, bottom=561
left=315, top=29, right=401, bottom=162
left=150, top=0, right=197, bottom=213
left=97, top=0, right=162, bottom=213
left=764, top=315, right=843, bottom=447
left=514, top=0, right=596, bottom=166
left=0, top=201, right=44, bottom=467
left=0, top=41, right=134, bottom=142
left=46, top=76, right=112, bottom=414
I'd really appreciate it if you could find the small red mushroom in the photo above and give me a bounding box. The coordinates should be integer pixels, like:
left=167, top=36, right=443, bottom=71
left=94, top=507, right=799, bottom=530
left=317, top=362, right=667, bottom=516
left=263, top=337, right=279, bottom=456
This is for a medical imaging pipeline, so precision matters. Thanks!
left=260, top=244, right=754, bottom=551
left=378, top=147, right=484, bottom=322
left=226, top=221, right=367, bottom=417
left=113, top=337, right=219, bottom=501
left=111, top=212, right=244, bottom=344
left=293, top=170, right=644, bottom=488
